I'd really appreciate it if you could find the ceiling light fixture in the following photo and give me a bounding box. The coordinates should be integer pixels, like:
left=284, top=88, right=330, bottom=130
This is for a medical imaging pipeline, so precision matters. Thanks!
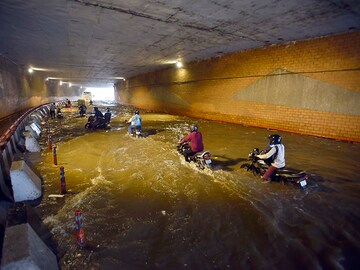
left=112, top=77, right=126, bottom=81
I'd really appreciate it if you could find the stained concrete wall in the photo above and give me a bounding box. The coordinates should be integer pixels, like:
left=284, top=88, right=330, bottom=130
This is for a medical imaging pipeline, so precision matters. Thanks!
left=116, top=31, right=360, bottom=142
left=0, top=56, right=82, bottom=120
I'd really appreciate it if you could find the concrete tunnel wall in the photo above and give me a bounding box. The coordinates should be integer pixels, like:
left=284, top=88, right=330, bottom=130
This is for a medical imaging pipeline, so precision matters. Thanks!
left=116, top=31, right=360, bottom=142
left=0, top=56, right=82, bottom=120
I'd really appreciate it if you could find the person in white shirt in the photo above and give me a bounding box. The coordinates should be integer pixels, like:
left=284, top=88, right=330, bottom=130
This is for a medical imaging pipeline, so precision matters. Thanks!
left=256, top=134, right=285, bottom=182
left=127, top=110, right=142, bottom=134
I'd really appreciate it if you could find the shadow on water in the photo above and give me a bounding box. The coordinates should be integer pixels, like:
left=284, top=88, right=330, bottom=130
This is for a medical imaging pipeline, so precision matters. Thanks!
left=144, top=128, right=164, bottom=136
left=211, top=155, right=248, bottom=171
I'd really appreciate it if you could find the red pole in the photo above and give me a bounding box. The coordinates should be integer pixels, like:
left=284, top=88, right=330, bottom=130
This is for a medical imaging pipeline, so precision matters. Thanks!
left=48, top=135, right=52, bottom=150
left=60, top=166, right=67, bottom=194
left=74, top=210, right=86, bottom=247
left=77, top=228, right=86, bottom=247
left=46, top=121, right=50, bottom=134
left=53, top=145, right=57, bottom=165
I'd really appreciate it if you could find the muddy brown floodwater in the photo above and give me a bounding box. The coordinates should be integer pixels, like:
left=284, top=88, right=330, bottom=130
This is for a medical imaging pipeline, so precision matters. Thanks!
left=32, top=103, right=360, bottom=270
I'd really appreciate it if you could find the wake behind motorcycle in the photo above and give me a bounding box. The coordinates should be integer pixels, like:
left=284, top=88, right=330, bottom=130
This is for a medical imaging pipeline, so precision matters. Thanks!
left=177, top=141, right=212, bottom=170
left=240, top=148, right=308, bottom=188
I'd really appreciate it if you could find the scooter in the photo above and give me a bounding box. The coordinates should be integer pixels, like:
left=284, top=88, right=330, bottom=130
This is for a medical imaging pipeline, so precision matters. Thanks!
left=177, top=141, right=212, bottom=170
left=56, top=108, right=63, bottom=119
left=85, top=115, right=109, bottom=130
left=240, top=148, right=308, bottom=188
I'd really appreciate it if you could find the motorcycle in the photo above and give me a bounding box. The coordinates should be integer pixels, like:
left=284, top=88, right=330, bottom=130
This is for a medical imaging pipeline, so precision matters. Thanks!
left=85, top=115, right=109, bottom=130
left=129, top=126, right=145, bottom=138
left=56, top=108, right=63, bottom=119
left=177, top=141, right=212, bottom=170
left=240, top=148, right=308, bottom=188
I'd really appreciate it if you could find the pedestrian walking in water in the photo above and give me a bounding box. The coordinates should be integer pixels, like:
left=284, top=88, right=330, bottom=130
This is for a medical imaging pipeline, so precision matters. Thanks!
left=49, top=102, right=56, bottom=119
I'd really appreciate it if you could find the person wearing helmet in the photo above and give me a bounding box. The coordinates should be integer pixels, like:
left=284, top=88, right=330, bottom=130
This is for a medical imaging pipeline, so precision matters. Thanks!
left=128, top=110, right=142, bottom=134
left=256, top=134, right=285, bottom=182
left=179, top=124, right=204, bottom=162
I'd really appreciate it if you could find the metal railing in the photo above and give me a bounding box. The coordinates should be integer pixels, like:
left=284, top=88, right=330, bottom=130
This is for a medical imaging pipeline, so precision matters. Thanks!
left=0, top=104, right=50, bottom=201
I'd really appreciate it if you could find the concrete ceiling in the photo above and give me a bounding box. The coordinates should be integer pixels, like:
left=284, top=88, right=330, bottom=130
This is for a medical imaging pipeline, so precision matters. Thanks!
left=0, top=0, right=360, bottom=87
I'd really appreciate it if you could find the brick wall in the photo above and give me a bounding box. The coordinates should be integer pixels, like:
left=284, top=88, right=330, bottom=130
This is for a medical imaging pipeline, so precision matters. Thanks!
left=117, top=31, right=360, bottom=142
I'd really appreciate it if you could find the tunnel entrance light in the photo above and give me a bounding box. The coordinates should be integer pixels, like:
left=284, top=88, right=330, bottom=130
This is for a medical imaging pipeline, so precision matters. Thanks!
left=176, top=61, right=183, bottom=68
left=86, top=87, right=114, bottom=101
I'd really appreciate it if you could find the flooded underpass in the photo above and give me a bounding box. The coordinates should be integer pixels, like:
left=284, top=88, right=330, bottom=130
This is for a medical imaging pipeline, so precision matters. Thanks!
left=31, top=103, right=360, bottom=270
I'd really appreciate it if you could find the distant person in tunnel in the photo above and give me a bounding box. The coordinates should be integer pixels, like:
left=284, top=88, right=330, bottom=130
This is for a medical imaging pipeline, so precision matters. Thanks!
left=79, top=104, right=87, bottom=117
left=49, top=102, right=56, bottom=119
left=179, top=124, right=204, bottom=162
left=104, top=108, right=111, bottom=125
left=65, top=99, right=71, bottom=108
left=256, top=134, right=285, bottom=182
left=127, top=110, right=142, bottom=134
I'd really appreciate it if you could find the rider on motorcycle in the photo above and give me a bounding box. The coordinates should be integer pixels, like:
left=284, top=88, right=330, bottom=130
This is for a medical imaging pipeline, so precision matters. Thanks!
left=94, top=107, right=103, bottom=117
left=179, top=124, right=204, bottom=162
left=56, top=107, right=63, bottom=119
left=92, top=107, right=104, bottom=128
left=256, top=134, right=285, bottom=182
left=128, top=110, right=142, bottom=134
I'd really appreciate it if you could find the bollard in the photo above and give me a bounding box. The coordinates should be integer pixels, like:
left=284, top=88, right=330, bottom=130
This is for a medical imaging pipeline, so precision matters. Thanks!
left=48, top=135, right=52, bottom=150
left=77, top=228, right=86, bottom=247
left=46, top=121, right=50, bottom=134
left=52, top=145, right=57, bottom=165
left=60, top=166, right=67, bottom=194
left=75, top=210, right=86, bottom=247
